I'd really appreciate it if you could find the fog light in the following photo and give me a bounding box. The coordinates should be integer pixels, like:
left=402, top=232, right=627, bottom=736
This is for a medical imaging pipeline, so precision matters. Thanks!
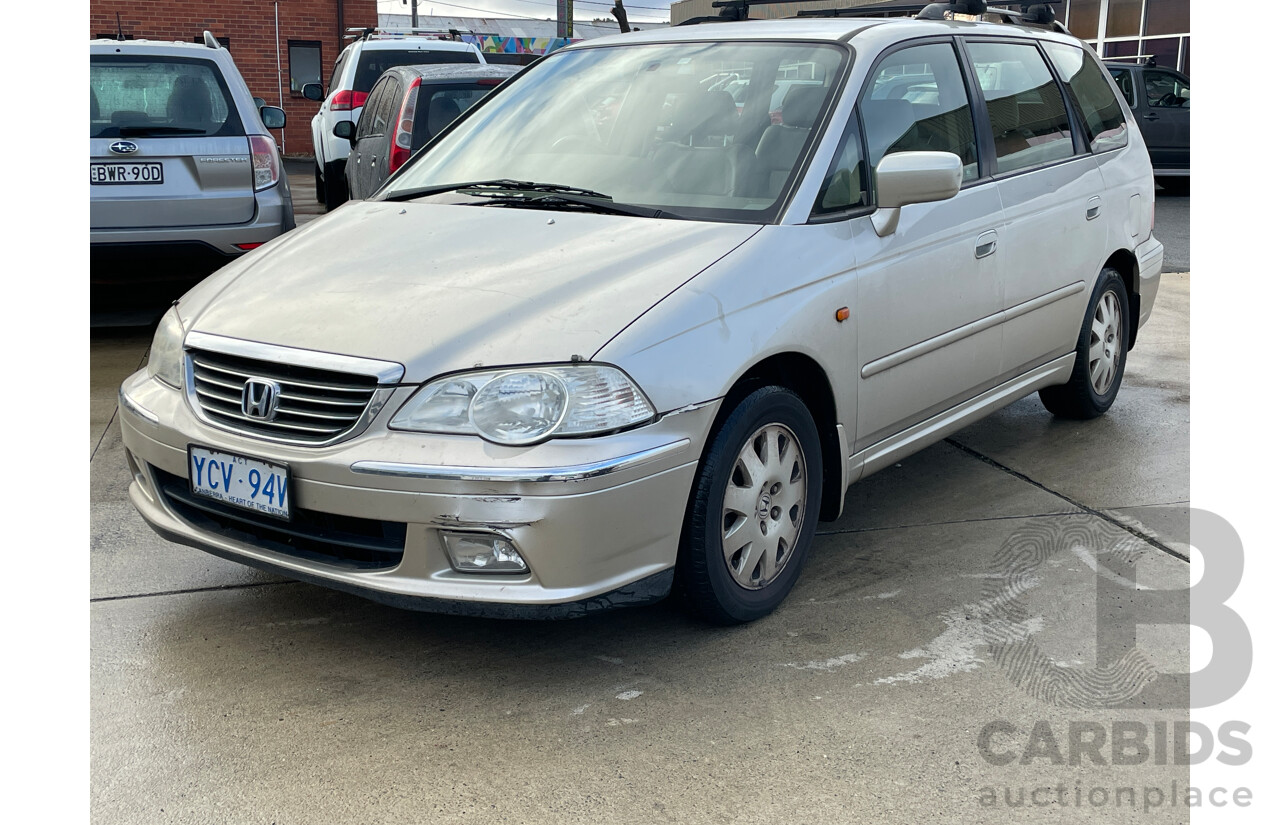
left=441, top=532, right=528, bottom=574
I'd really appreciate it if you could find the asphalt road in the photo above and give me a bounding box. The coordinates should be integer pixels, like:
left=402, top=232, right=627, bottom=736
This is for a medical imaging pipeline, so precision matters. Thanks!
left=1154, top=190, right=1189, bottom=272
left=90, top=188, right=1193, bottom=824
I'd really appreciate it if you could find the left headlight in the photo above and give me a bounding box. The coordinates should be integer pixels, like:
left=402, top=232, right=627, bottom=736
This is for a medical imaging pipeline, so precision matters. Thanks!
left=146, top=306, right=185, bottom=389
left=390, top=364, right=657, bottom=446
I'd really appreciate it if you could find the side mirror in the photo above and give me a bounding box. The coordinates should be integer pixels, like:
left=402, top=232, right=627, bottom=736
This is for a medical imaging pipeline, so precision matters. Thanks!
left=871, top=151, right=963, bottom=237
left=252, top=96, right=266, bottom=108
left=333, top=120, right=356, bottom=142
left=302, top=83, right=325, bottom=102
left=259, top=106, right=286, bottom=129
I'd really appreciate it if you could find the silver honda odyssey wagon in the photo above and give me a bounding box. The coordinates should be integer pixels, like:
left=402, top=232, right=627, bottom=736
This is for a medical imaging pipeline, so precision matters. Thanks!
left=119, top=10, right=1163, bottom=623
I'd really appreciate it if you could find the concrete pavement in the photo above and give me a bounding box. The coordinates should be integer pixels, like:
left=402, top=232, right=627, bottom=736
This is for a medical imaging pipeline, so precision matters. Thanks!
left=91, top=266, right=1192, bottom=823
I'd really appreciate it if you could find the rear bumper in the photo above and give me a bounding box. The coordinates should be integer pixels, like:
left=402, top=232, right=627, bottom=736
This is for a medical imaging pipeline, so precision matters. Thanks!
left=1135, top=235, right=1164, bottom=332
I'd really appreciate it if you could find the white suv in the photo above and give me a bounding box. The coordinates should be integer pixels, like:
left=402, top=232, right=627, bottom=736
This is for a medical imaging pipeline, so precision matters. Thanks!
left=304, top=32, right=485, bottom=210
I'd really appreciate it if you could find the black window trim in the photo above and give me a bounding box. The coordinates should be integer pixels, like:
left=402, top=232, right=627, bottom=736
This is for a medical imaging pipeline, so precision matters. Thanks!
left=958, top=35, right=1091, bottom=183
left=288, top=39, right=324, bottom=97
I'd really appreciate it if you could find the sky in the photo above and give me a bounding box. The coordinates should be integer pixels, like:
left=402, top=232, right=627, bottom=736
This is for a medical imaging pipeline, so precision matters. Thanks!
left=376, top=0, right=676, bottom=26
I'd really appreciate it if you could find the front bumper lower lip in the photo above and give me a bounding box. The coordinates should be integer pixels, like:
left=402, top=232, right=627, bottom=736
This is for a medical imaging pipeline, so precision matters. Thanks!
left=349, top=438, right=690, bottom=483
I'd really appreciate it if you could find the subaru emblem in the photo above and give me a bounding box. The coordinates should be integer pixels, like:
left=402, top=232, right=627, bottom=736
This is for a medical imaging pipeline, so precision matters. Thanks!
left=109, top=140, right=139, bottom=155
left=241, top=378, right=281, bottom=421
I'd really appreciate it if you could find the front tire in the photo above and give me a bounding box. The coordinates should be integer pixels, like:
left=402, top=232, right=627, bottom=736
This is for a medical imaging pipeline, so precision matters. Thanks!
left=1039, top=268, right=1129, bottom=419
left=313, top=163, right=324, bottom=203
left=679, top=387, right=823, bottom=624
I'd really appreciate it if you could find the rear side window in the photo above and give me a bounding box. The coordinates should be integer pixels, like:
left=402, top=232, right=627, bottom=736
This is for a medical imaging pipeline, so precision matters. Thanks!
left=966, top=41, right=1074, bottom=175
left=356, top=77, right=393, bottom=139
left=860, top=42, right=980, bottom=183
left=1108, top=68, right=1137, bottom=106
left=90, top=55, right=242, bottom=138
left=354, top=49, right=480, bottom=93
left=412, top=85, right=494, bottom=149
left=1044, top=43, right=1129, bottom=153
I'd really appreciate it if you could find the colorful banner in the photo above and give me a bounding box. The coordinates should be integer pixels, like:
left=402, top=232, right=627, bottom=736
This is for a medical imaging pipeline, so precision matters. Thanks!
left=460, top=35, right=578, bottom=56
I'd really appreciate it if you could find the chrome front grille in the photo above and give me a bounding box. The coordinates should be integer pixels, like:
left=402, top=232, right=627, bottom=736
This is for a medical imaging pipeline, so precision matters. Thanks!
left=184, top=332, right=404, bottom=446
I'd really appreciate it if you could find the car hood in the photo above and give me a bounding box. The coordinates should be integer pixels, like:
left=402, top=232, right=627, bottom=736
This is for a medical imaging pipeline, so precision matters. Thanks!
left=182, top=200, right=761, bottom=383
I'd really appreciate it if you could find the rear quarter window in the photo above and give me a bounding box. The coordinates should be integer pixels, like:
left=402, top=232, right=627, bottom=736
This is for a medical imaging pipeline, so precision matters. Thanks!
left=1046, top=43, right=1129, bottom=153
left=354, top=49, right=480, bottom=93
left=90, top=55, right=243, bottom=138
left=412, top=85, right=495, bottom=148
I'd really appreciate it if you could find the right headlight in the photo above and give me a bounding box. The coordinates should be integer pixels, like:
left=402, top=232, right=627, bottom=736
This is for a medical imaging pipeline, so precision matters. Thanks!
left=146, top=306, right=185, bottom=389
left=390, top=364, right=657, bottom=446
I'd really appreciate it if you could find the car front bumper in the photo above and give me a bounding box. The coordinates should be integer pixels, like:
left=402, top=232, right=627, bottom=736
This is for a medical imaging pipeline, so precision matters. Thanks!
left=118, top=369, right=715, bottom=618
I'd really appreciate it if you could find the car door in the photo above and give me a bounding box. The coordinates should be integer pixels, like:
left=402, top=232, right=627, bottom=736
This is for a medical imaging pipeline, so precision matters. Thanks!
left=1135, top=67, right=1190, bottom=172
left=369, top=77, right=403, bottom=191
left=348, top=76, right=393, bottom=199
left=962, top=38, right=1109, bottom=378
left=848, top=40, right=1006, bottom=451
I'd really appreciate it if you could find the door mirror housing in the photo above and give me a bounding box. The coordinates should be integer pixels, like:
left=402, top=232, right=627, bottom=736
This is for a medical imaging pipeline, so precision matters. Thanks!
left=333, top=120, right=356, bottom=142
left=302, top=83, right=325, bottom=102
left=259, top=106, right=286, bottom=130
left=871, top=151, right=963, bottom=237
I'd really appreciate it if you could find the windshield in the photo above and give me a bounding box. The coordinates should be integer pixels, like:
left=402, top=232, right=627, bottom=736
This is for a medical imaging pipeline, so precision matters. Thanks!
left=382, top=42, right=848, bottom=222
left=90, top=55, right=242, bottom=138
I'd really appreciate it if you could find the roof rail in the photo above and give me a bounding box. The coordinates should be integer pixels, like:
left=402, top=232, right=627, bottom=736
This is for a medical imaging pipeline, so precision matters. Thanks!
left=1104, top=54, right=1158, bottom=66
left=343, top=26, right=463, bottom=42
left=681, top=0, right=1066, bottom=31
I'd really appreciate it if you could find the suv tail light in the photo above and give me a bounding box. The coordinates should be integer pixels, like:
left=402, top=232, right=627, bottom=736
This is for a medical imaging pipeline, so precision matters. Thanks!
left=388, top=79, right=422, bottom=175
left=249, top=135, right=280, bottom=191
left=330, top=90, right=369, bottom=112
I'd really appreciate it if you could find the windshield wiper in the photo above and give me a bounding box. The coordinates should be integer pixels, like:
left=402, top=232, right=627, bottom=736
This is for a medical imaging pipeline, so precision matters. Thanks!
left=115, top=126, right=210, bottom=137
left=381, top=179, right=615, bottom=203
left=466, top=191, right=684, bottom=220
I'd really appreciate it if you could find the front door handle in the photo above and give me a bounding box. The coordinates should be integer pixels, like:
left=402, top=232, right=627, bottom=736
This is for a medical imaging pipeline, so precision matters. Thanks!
left=975, top=231, right=998, bottom=259
left=1143, top=112, right=1159, bottom=121
left=1086, top=196, right=1102, bottom=221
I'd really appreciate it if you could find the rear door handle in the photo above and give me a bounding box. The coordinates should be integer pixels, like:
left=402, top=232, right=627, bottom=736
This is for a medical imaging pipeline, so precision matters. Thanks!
left=975, top=231, right=998, bottom=259
left=1086, top=196, right=1102, bottom=221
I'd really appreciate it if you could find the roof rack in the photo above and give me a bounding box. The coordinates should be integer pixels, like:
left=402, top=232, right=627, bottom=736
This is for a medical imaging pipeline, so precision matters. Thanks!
left=343, top=26, right=465, bottom=42
left=1103, top=54, right=1159, bottom=67
left=679, top=0, right=1066, bottom=32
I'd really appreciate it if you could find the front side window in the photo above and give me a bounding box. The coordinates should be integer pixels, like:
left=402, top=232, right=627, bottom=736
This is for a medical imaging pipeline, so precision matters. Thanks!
left=383, top=42, right=849, bottom=223
left=860, top=42, right=979, bottom=183
left=1044, top=42, right=1128, bottom=152
left=966, top=41, right=1075, bottom=175
left=289, top=40, right=322, bottom=94
left=90, top=55, right=240, bottom=138
left=812, top=111, right=868, bottom=217
left=1144, top=70, right=1190, bottom=109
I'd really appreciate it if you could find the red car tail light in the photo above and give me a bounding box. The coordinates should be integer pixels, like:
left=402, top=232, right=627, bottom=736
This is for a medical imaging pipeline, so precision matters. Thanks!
left=249, top=135, right=280, bottom=191
left=388, top=79, right=422, bottom=175
left=330, top=90, right=369, bottom=112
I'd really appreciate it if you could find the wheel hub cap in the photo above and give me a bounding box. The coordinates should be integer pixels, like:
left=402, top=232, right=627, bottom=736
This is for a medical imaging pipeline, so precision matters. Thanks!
left=721, top=423, right=808, bottom=590
left=1088, top=291, right=1123, bottom=395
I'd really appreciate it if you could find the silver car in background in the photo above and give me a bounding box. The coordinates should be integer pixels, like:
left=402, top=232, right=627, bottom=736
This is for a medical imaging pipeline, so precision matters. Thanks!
left=119, top=15, right=1163, bottom=624
left=90, top=33, right=293, bottom=294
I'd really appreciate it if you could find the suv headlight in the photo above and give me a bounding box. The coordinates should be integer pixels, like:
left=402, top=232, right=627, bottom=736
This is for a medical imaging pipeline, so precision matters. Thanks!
left=147, top=307, right=185, bottom=388
left=390, top=364, right=656, bottom=446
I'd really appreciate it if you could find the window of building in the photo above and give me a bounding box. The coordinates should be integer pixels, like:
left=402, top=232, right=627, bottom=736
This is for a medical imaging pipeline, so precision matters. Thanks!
left=1105, top=0, right=1143, bottom=38
left=1145, top=0, right=1191, bottom=37
left=288, top=40, right=323, bottom=95
left=1066, top=0, right=1100, bottom=40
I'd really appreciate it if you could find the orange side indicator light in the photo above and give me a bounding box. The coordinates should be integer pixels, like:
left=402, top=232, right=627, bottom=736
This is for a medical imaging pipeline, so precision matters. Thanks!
left=835, top=307, right=850, bottom=323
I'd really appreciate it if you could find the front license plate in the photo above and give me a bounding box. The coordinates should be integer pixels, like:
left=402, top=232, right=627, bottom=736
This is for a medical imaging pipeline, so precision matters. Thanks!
left=90, top=161, right=164, bottom=185
left=188, top=446, right=291, bottom=520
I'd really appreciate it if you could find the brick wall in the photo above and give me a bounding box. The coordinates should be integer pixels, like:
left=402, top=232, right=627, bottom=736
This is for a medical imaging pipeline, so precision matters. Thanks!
left=90, top=0, right=377, bottom=157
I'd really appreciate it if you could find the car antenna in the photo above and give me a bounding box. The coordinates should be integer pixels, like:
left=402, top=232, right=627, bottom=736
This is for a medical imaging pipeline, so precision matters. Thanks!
left=115, top=12, right=125, bottom=41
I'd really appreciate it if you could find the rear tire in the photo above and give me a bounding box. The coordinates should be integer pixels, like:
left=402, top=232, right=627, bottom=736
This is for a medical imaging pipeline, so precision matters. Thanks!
left=323, top=160, right=348, bottom=211
left=1039, top=268, right=1129, bottom=420
left=1157, top=177, right=1189, bottom=196
left=678, top=387, right=823, bottom=625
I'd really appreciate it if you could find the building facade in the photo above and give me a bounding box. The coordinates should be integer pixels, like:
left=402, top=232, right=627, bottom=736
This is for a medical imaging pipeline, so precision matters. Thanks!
left=669, top=0, right=1189, bottom=74
left=90, top=1, right=378, bottom=157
